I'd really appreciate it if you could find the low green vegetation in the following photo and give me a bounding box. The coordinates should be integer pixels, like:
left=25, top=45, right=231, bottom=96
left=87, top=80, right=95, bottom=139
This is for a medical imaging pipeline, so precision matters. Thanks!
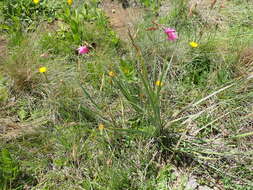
left=0, top=0, right=252, bottom=189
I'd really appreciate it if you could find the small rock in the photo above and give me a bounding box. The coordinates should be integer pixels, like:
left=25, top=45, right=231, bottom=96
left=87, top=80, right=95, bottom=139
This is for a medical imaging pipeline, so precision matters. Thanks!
left=198, top=185, right=213, bottom=190
left=185, top=176, right=198, bottom=190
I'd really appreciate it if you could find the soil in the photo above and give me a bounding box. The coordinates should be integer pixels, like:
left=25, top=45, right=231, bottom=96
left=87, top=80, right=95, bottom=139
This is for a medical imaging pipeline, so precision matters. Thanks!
left=0, top=37, right=7, bottom=59
left=0, top=116, right=47, bottom=139
left=102, top=0, right=143, bottom=40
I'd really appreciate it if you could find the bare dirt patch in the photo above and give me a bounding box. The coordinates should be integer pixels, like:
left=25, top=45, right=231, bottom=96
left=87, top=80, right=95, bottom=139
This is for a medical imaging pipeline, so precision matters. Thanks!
left=102, top=0, right=143, bottom=40
left=0, top=117, right=47, bottom=140
left=0, top=36, right=7, bottom=59
left=0, top=118, right=22, bottom=139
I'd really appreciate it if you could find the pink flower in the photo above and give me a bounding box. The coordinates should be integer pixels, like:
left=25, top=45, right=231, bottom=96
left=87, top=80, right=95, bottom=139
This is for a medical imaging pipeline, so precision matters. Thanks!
left=164, top=28, right=178, bottom=41
left=77, top=46, right=89, bottom=55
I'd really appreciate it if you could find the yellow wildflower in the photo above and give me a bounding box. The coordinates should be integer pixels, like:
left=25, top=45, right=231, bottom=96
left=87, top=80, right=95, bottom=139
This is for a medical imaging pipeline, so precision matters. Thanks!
left=33, top=0, right=40, bottom=4
left=155, top=80, right=163, bottom=87
left=39, top=67, right=47, bottom=73
left=98, top=124, right=105, bottom=131
left=189, top=41, right=198, bottom=48
left=123, top=68, right=129, bottom=74
left=67, top=0, right=73, bottom=5
left=109, top=71, right=115, bottom=77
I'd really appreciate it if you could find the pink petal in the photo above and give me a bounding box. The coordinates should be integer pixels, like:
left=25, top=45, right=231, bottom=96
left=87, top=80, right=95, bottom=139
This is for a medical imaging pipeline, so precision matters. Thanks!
left=164, top=27, right=178, bottom=41
left=78, top=46, right=89, bottom=54
left=167, top=32, right=178, bottom=41
left=164, top=28, right=176, bottom=34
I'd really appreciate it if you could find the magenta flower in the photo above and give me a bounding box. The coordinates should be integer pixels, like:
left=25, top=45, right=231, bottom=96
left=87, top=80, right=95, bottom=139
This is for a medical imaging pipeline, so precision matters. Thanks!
left=78, top=46, right=89, bottom=55
left=164, top=28, right=178, bottom=41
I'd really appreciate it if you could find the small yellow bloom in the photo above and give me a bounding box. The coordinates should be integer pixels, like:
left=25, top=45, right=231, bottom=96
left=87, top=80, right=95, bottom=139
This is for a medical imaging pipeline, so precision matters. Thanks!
left=67, top=0, right=73, bottom=5
left=33, top=0, right=40, bottom=4
left=98, top=124, right=105, bottom=131
left=189, top=41, right=198, bottom=48
left=39, top=67, right=47, bottom=73
left=108, top=71, right=115, bottom=77
left=123, top=68, right=129, bottom=74
left=155, top=80, right=163, bottom=87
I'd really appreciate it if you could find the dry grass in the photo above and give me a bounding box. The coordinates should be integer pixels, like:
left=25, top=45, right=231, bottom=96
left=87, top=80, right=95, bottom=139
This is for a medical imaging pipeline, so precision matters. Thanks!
left=237, top=47, right=253, bottom=76
left=3, top=39, right=43, bottom=94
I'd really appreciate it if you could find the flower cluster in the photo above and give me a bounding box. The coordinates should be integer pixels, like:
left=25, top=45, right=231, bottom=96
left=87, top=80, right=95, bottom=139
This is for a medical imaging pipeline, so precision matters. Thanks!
left=37, top=16, right=201, bottom=91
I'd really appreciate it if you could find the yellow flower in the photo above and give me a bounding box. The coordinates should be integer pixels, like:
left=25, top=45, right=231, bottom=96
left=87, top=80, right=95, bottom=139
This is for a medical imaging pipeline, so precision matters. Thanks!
left=123, top=68, right=129, bottom=74
left=67, top=0, right=73, bottom=5
left=189, top=41, right=198, bottom=48
left=108, top=71, right=115, bottom=77
left=33, top=0, right=40, bottom=4
left=98, top=124, right=105, bottom=131
left=155, top=80, right=163, bottom=87
left=39, top=67, right=47, bottom=73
